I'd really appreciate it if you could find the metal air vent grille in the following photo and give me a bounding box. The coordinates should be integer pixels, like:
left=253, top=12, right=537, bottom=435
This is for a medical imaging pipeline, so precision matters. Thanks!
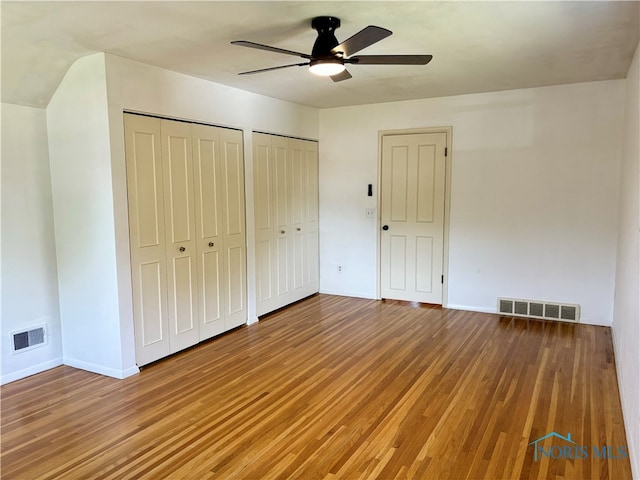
left=497, top=298, right=580, bottom=323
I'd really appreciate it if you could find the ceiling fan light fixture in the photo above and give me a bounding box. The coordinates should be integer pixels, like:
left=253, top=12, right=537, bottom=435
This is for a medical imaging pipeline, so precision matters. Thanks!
left=309, top=59, right=345, bottom=76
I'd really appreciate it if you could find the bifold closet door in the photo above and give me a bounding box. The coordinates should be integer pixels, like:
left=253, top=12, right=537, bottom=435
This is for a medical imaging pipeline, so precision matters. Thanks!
left=290, top=139, right=318, bottom=300
left=161, top=119, right=199, bottom=352
left=273, top=135, right=292, bottom=307
left=253, top=133, right=278, bottom=314
left=302, top=140, right=319, bottom=296
left=253, top=134, right=291, bottom=315
left=191, top=124, right=225, bottom=340
left=125, top=115, right=170, bottom=366
left=219, top=128, right=247, bottom=329
left=253, top=133, right=319, bottom=316
left=289, top=138, right=319, bottom=299
left=188, top=124, right=247, bottom=340
left=290, top=139, right=306, bottom=295
left=126, top=114, right=247, bottom=366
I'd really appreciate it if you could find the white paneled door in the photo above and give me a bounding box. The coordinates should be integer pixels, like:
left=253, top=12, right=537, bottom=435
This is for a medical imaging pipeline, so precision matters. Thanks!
left=124, top=114, right=170, bottom=365
left=219, top=128, right=247, bottom=330
left=253, top=133, right=277, bottom=314
left=380, top=133, right=447, bottom=304
left=273, top=135, right=291, bottom=306
left=191, top=124, right=225, bottom=340
left=161, top=120, right=200, bottom=352
left=253, top=133, right=319, bottom=316
left=125, top=114, right=246, bottom=366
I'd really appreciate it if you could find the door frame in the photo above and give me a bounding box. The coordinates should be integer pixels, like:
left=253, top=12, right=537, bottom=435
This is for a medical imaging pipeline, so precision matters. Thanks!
left=376, top=127, right=453, bottom=306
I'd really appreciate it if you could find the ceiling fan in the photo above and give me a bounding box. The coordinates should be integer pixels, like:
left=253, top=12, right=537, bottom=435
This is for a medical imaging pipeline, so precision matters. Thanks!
left=231, top=16, right=433, bottom=82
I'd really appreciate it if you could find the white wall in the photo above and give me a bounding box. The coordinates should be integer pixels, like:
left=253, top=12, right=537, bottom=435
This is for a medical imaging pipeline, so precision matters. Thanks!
left=1, top=103, right=63, bottom=384
left=319, top=80, right=625, bottom=325
left=613, top=41, right=640, bottom=480
left=104, top=55, right=318, bottom=139
left=47, top=54, right=135, bottom=379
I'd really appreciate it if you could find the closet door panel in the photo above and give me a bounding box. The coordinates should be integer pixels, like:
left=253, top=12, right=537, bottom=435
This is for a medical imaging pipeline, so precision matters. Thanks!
left=306, top=230, right=319, bottom=291
left=192, top=124, right=225, bottom=340
left=276, top=233, right=289, bottom=296
left=292, top=231, right=304, bottom=291
left=305, top=142, right=319, bottom=227
left=227, top=246, right=245, bottom=318
left=304, top=141, right=320, bottom=294
left=172, top=255, right=196, bottom=333
left=200, top=249, right=223, bottom=334
left=166, top=139, right=193, bottom=243
left=253, top=134, right=277, bottom=314
left=256, top=239, right=273, bottom=303
left=220, top=128, right=247, bottom=328
left=195, top=133, right=221, bottom=239
left=254, top=140, right=273, bottom=231
left=131, top=136, right=162, bottom=248
left=138, top=262, right=165, bottom=345
left=161, top=119, right=199, bottom=353
left=290, top=139, right=306, bottom=293
left=290, top=140, right=304, bottom=225
left=222, top=139, right=244, bottom=237
left=274, top=138, right=289, bottom=230
left=273, top=136, right=291, bottom=302
left=124, top=114, right=170, bottom=365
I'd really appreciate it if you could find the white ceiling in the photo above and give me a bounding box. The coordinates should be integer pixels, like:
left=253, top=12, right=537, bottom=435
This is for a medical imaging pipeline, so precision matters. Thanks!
left=2, top=1, right=639, bottom=109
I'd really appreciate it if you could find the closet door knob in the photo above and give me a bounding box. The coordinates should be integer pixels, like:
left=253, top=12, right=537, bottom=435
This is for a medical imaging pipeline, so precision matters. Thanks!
left=209, top=242, right=214, bottom=247
left=280, top=230, right=285, bottom=234
left=296, top=227, right=301, bottom=231
left=179, top=246, right=186, bottom=252
left=382, top=225, right=389, bottom=231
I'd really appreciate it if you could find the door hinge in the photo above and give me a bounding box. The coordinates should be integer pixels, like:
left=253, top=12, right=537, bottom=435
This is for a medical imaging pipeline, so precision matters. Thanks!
left=441, top=275, right=444, bottom=284
left=444, top=147, right=448, bottom=156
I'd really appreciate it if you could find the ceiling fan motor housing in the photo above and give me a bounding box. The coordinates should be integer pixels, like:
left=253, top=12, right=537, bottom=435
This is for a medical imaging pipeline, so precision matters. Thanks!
left=311, top=16, right=341, bottom=58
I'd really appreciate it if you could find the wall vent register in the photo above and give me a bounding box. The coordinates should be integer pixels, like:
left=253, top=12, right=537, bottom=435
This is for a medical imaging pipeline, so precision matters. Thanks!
left=498, top=298, right=580, bottom=322
left=11, top=325, right=47, bottom=353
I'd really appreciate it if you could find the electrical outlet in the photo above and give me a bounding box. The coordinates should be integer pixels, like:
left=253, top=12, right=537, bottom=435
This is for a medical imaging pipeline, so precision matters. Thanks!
left=337, top=265, right=343, bottom=273
left=365, top=208, right=375, bottom=219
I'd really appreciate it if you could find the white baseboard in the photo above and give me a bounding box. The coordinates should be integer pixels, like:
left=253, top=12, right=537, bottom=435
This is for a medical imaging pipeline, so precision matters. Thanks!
left=121, top=365, right=141, bottom=378
left=444, top=304, right=495, bottom=314
left=1, top=357, right=63, bottom=385
left=573, top=316, right=611, bottom=326
left=63, top=357, right=139, bottom=379
left=246, top=316, right=259, bottom=325
left=611, top=325, right=640, bottom=480
left=318, top=289, right=378, bottom=300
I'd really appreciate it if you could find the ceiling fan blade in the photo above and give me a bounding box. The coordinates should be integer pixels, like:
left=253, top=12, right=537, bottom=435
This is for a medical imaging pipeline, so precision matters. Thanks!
left=238, top=63, right=309, bottom=75
left=231, top=40, right=311, bottom=59
left=332, top=26, right=392, bottom=57
left=331, top=69, right=352, bottom=82
left=348, top=55, right=433, bottom=65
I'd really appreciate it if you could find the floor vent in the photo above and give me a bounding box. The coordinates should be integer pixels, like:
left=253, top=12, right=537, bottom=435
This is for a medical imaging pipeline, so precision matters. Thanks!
left=497, top=298, right=580, bottom=323
left=11, top=325, right=47, bottom=353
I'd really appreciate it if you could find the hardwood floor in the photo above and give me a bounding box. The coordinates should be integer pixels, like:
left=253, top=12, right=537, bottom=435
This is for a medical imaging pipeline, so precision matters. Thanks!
left=1, top=294, right=631, bottom=479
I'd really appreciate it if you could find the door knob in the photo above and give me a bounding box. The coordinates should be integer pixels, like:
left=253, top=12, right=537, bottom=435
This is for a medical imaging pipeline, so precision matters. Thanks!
left=382, top=225, right=389, bottom=231
left=296, top=227, right=301, bottom=231
left=280, top=230, right=285, bottom=234
left=179, top=246, right=186, bottom=252
left=209, top=242, right=214, bottom=247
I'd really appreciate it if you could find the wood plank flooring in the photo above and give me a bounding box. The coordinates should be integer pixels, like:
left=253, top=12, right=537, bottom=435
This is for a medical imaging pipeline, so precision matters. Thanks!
left=1, top=294, right=631, bottom=479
